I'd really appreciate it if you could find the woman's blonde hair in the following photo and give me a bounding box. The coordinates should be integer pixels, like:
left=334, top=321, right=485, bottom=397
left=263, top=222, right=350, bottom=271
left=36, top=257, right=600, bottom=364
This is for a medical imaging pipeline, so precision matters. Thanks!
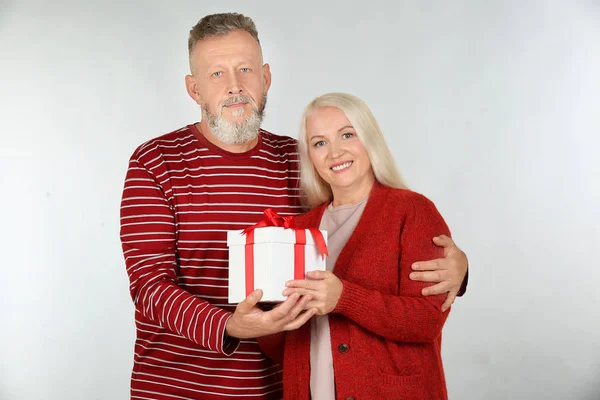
left=298, top=92, right=408, bottom=208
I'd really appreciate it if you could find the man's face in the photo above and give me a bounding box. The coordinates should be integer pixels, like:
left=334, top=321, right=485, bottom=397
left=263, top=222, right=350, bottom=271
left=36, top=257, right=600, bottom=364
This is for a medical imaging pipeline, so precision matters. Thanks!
left=186, top=30, right=271, bottom=144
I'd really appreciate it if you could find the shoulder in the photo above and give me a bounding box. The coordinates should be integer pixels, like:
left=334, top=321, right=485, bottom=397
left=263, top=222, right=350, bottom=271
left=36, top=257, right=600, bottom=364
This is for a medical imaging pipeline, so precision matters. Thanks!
left=130, top=125, right=195, bottom=163
left=384, top=187, right=449, bottom=238
left=377, top=186, right=443, bottom=220
left=386, top=187, right=436, bottom=208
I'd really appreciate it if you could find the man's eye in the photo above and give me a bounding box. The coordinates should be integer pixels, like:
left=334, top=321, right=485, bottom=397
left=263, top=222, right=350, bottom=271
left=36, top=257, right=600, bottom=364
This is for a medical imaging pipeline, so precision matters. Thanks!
left=240, top=68, right=250, bottom=73
left=212, top=71, right=222, bottom=77
left=314, top=141, right=325, bottom=147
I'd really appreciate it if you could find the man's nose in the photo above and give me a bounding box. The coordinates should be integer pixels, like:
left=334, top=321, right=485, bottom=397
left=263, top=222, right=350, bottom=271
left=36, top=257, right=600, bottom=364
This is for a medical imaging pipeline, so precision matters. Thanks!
left=227, top=73, right=242, bottom=95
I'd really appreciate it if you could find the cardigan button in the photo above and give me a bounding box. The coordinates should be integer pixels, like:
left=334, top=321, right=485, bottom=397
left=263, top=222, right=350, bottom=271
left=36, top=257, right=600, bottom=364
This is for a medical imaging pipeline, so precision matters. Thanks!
left=338, top=343, right=349, bottom=353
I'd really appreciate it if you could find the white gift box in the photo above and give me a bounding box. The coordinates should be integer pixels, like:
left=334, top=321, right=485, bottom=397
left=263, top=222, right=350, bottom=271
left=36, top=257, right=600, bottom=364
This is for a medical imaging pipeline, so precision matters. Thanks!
left=227, top=226, right=328, bottom=303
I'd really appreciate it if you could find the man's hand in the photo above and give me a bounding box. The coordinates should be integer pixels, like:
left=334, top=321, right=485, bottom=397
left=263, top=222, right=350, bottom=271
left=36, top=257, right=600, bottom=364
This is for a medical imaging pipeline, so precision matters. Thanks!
left=225, top=289, right=316, bottom=339
left=410, top=235, right=468, bottom=312
left=282, top=270, right=343, bottom=316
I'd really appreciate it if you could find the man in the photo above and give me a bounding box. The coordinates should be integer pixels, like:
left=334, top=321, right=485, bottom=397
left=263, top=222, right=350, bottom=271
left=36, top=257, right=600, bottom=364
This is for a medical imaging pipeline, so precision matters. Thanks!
left=120, top=12, right=468, bottom=400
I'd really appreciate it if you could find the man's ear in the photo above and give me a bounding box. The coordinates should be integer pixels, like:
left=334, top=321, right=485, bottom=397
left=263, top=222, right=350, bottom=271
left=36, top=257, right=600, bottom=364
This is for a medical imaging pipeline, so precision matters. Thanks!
left=185, top=75, right=202, bottom=104
left=262, top=63, right=272, bottom=93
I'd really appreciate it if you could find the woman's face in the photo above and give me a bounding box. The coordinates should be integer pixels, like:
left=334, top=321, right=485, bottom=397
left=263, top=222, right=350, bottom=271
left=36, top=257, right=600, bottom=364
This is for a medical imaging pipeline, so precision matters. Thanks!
left=306, top=106, right=375, bottom=201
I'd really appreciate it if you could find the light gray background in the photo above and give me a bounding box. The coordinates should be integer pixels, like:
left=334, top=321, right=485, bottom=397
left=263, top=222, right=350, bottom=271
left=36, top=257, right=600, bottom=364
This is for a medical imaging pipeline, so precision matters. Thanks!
left=1, top=1, right=599, bottom=399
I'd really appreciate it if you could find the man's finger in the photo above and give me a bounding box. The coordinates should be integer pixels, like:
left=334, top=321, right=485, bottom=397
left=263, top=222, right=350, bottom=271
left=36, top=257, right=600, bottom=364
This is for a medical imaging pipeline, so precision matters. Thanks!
left=432, top=234, right=455, bottom=249
left=288, top=295, right=312, bottom=319
left=270, top=293, right=300, bottom=318
left=270, top=294, right=312, bottom=327
left=441, top=291, right=457, bottom=312
left=411, top=259, right=442, bottom=271
left=236, top=289, right=263, bottom=314
left=421, top=281, right=451, bottom=296
left=283, top=308, right=317, bottom=331
left=410, top=270, right=443, bottom=283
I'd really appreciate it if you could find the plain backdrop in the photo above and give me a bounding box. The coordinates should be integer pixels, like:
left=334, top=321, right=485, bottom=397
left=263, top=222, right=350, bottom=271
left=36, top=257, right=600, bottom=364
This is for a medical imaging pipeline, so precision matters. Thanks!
left=1, top=1, right=599, bottom=399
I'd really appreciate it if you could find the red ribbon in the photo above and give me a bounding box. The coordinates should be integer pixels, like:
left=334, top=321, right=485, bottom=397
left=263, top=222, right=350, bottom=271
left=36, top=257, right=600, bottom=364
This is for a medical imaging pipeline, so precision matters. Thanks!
left=241, top=208, right=328, bottom=297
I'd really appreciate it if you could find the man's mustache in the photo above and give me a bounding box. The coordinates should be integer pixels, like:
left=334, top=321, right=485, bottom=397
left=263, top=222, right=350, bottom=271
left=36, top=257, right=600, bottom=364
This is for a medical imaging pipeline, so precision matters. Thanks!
left=219, top=96, right=257, bottom=111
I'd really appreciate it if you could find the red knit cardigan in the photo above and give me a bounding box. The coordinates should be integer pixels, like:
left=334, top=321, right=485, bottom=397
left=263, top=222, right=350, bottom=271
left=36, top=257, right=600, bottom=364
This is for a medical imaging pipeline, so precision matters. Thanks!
left=258, top=182, right=452, bottom=400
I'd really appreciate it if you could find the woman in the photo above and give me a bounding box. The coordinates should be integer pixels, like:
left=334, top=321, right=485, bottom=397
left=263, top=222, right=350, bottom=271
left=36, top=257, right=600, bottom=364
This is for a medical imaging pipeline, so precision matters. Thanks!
left=259, top=92, right=452, bottom=399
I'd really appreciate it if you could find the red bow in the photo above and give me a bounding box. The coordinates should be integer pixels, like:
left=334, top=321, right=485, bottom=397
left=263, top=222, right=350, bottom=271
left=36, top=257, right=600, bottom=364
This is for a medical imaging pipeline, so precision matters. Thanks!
left=242, top=208, right=296, bottom=233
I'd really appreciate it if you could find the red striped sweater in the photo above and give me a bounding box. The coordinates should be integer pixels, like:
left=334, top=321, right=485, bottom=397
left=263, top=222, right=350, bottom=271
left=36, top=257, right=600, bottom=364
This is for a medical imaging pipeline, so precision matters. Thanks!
left=119, top=124, right=302, bottom=399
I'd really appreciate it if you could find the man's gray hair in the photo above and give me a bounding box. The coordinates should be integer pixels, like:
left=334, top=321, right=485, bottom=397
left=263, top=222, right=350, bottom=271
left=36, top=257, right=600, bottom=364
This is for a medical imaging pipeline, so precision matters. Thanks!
left=188, top=13, right=260, bottom=55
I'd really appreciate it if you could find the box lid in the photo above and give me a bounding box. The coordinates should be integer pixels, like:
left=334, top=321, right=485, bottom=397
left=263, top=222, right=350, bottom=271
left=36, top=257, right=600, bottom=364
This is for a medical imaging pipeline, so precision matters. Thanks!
left=227, top=226, right=328, bottom=247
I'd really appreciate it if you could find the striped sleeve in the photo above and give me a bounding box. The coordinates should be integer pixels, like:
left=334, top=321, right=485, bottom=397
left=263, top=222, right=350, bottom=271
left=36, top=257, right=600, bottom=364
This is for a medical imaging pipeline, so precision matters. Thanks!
left=120, top=157, right=240, bottom=355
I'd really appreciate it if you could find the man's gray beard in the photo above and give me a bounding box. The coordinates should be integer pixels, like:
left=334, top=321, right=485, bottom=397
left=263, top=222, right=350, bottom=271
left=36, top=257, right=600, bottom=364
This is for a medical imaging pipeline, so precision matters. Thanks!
left=202, top=95, right=267, bottom=145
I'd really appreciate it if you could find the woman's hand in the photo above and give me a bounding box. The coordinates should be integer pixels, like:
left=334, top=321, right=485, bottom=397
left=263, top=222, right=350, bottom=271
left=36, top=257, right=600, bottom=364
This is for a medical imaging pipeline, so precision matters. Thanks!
left=283, top=270, right=343, bottom=316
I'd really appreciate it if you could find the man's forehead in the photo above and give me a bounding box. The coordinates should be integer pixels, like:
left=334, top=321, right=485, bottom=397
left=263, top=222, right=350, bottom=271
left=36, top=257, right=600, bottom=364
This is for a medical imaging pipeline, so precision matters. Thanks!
left=193, top=32, right=262, bottom=64
left=200, top=52, right=260, bottom=68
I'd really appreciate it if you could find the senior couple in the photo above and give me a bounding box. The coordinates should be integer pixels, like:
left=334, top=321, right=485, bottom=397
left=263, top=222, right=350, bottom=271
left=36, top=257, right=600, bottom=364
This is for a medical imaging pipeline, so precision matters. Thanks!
left=120, top=12, right=469, bottom=400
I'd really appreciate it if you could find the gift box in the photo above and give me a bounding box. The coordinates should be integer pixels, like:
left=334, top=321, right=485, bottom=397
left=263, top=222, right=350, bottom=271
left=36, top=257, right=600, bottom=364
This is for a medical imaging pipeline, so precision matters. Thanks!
left=227, top=209, right=328, bottom=303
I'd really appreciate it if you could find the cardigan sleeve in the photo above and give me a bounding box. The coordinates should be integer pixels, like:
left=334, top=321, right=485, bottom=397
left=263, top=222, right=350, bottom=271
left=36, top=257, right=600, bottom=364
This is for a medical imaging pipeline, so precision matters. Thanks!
left=333, top=193, right=450, bottom=343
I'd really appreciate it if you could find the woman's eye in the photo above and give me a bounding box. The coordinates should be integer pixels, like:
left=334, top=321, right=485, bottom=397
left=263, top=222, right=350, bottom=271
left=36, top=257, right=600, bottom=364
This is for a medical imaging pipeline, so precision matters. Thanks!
left=212, top=71, right=222, bottom=77
left=314, top=141, right=325, bottom=147
left=342, top=132, right=354, bottom=139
